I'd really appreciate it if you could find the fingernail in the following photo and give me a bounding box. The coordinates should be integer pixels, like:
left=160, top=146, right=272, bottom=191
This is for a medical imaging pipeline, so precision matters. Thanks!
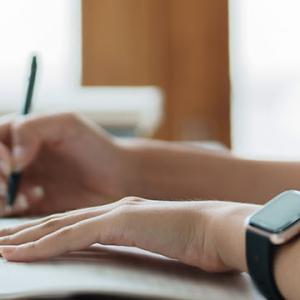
left=30, top=186, right=44, bottom=200
left=14, top=194, right=29, bottom=210
left=0, top=160, right=11, bottom=177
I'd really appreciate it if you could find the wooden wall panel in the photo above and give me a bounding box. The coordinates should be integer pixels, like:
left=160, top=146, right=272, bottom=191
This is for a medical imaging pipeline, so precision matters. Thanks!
left=82, top=0, right=230, bottom=146
left=164, top=0, right=230, bottom=143
left=82, top=0, right=168, bottom=86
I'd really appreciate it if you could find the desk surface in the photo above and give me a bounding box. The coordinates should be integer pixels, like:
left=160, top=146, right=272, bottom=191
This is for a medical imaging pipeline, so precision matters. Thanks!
left=0, top=220, right=264, bottom=300
left=0, top=245, right=264, bottom=300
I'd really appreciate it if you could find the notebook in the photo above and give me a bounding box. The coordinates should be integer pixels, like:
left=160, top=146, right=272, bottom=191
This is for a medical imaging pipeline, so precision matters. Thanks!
left=0, top=218, right=263, bottom=300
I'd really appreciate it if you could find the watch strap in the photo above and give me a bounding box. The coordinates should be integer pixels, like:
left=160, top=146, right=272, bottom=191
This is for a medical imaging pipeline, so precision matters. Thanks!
left=246, top=229, right=283, bottom=300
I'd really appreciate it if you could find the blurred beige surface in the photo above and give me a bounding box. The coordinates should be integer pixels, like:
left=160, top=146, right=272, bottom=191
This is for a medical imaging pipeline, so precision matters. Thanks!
left=0, top=219, right=263, bottom=300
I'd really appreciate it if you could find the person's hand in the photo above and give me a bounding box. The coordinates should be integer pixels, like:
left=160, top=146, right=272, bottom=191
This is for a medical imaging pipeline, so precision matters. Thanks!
left=0, top=197, right=258, bottom=273
left=0, top=113, right=132, bottom=216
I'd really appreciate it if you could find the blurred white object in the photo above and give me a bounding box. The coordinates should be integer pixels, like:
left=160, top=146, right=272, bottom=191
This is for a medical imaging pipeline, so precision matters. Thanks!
left=230, top=0, right=300, bottom=160
left=0, top=0, right=163, bottom=137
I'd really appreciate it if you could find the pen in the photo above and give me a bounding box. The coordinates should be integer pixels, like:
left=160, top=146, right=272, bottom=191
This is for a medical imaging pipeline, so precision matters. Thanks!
left=6, top=56, right=37, bottom=207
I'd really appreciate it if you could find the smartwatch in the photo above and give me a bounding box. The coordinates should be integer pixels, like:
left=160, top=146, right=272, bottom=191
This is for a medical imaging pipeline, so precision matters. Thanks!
left=246, top=190, right=300, bottom=300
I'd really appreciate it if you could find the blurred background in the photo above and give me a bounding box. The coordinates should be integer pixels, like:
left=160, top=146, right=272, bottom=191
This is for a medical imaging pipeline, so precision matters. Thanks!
left=1, top=0, right=300, bottom=159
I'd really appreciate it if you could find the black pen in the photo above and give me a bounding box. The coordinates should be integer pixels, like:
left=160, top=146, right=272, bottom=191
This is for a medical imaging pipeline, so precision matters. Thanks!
left=6, top=56, right=37, bottom=206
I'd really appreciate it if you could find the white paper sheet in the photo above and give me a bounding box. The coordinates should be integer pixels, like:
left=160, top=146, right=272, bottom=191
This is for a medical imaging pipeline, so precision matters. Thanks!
left=0, top=218, right=263, bottom=300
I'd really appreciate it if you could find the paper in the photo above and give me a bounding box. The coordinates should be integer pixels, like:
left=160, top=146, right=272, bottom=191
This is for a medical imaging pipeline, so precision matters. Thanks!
left=0, top=218, right=263, bottom=300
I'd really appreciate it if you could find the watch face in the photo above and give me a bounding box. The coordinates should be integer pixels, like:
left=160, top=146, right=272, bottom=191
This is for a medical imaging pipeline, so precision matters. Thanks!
left=250, top=190, right=300, bottom=233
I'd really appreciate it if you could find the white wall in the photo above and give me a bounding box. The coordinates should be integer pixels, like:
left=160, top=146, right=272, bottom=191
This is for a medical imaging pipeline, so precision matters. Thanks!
left=230, top=0, right=300, bottom=159
left=0, top=0, right=162, bottom=136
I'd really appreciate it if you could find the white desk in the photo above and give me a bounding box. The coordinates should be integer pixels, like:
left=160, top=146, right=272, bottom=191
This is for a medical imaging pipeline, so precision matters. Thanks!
left=0, top=219, right=263, bottom=300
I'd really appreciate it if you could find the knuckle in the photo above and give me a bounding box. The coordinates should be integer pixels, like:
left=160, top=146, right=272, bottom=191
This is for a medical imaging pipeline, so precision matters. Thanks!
left=115, top=197, right=146, bottom=217
left=44, top=213, right=64, bottom=221
left=114, top=198, right=143, bottom=218
left=57, top=226, right=74, bottom=238
left=41, top=218, right=61, bottom=230
left=118, top=196, right=144, bottom=207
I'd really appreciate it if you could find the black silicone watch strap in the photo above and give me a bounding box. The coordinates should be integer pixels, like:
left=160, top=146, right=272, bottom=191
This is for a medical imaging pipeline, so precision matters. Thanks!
left=246, top=229, right=283, bottom=300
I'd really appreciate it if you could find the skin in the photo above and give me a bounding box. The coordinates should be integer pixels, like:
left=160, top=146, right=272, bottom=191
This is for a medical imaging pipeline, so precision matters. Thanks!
left=1, top=113, right=300, bottom=214
left=0, top=113, right=128, bottom=215
left=0, top=198, right=299, bottom=300
left=0, top=112, right=299, bottom=299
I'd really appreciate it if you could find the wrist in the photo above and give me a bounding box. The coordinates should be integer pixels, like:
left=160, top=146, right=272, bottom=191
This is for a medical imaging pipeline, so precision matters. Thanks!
left=116, top=138, right=163, bottom=198
left=115, top=140, right=141, bottom=197
left=213, top=203, right=260, bottom=272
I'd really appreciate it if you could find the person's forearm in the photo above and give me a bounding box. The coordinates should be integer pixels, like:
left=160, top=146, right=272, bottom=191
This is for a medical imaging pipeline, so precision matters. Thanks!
left=214, top=203, right=300, bottom=300
left=121, top=139, right=300, bottom=203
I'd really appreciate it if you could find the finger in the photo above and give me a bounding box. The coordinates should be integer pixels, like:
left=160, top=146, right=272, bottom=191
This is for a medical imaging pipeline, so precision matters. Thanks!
left=0, top=143, right=11, bottom=214
left=0, top=212, right=66, bottom=237
left=0, top=205, right=107, bottom=246
left=0, top=201, right=116, bottom=237
left=26, top=185, right=45, bottom=204
left=0, top=194, right=31, bottom=217
left=0, top=202, right=144, bottom=262
left=0, top=181, right=6, bottom=197
left=0, top=143, right=11, bottom=177
left=0, top=198, right=149, bottom=261
left=0, top=144, right=44, bottom=218
left=0, top=200, right=194, bottom=262
left=0, top=217, right=101, bottom=262
left=0, top=183, right=41, bottom=219
left=0, top=205, right=100, bottom=236
left=0, top=190, right=6, bottom=216
left=10, top=185, right=46, bottom=216
left=0, top=113, right=15, bottom=144
left=0, top=207, right=85, bottom=236
left=0, top=184, right=46, bottom=218
left=11, top=113, right=80, bottom=171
